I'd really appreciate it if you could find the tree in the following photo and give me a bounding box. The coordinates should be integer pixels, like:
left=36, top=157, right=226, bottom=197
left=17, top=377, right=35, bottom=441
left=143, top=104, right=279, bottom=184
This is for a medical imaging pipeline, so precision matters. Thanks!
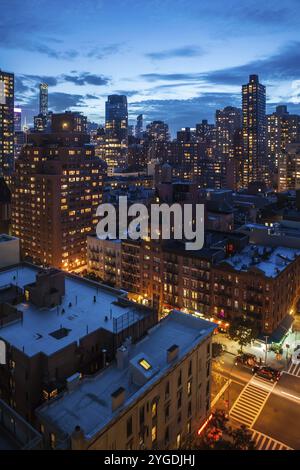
left=228, top=316, right=259, bottom=352
left=230, top=424, right=256, bottom=450
left=212, top=342, right=224, bottom=358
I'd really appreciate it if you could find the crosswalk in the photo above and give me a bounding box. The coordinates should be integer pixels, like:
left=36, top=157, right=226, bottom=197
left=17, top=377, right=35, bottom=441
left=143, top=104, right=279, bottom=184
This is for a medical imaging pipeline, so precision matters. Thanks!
left=229, top=375, right=275, bottom=427
left=252, top=430, right=293, bottom=450
left=286, top=362, right=300, bottom=377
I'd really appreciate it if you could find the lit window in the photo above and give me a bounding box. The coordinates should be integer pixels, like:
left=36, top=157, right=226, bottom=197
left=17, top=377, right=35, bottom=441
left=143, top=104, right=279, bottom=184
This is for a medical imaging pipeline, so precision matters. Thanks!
left=139, top=358, right=152, bottom=371
left=151, top=425, right=157, bottom=443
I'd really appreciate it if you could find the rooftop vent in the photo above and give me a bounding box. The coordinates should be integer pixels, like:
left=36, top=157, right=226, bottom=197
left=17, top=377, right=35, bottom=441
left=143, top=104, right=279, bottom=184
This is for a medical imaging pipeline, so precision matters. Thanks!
left=49, top=327, right=71, bottom=340
left=111, top=386, right=125, bottom=411
left=167, top=344, right=179, bottom=363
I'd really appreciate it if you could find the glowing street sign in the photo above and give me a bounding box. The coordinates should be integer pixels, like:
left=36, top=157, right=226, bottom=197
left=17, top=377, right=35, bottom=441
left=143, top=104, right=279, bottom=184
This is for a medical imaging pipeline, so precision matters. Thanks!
left=0, top=80, right=5, bottom=105
left=0, top=339, right=6, bottom=365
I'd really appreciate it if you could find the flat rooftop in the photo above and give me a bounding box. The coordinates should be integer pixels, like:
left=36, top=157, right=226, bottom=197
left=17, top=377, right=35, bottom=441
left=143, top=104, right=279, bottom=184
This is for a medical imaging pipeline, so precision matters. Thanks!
left=37, top=311, right=215, bottom=440
left=0, top=264, right=150, bottom=357
left=223, top=245, right=300, bottom=277
left=0, top=234, right=17, bottom=243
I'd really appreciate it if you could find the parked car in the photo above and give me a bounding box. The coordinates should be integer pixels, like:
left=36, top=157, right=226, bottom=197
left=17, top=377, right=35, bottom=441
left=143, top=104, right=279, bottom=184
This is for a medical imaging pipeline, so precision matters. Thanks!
left=252, top=366, right=281, bottom=382
left=235, top=353, right=258, bottom=368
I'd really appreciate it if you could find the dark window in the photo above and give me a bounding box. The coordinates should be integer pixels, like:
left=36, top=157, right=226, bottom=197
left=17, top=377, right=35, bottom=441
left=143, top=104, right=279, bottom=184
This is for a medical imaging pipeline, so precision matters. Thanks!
left=178, top=370, right=182, bottom=388
left=165, top=381, right=170, bottom=399
left=188, top=360, right=192, bottom=377
left=188, top=401, right=192, bottom=417
left=177, top=391, right=182, bottom=409
left=127, top=416, right=133, bottom=438
left=139, top=406, right=145, bottom=426
left=165, top=405, right=170, bottom=421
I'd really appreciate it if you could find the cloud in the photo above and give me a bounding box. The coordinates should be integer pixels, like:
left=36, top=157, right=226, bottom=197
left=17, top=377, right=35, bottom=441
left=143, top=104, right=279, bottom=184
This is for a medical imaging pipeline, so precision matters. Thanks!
left=86, top=43, right=122, bottom=59
left=202, top=41, right=300, bottom=86
left=141, top=42, right=300, bottom=88
left=130, top=92, right=241, bottom=135
left=62, top=72, right=111, bottom=86
left=146, top=45, right=204, bottom=60
left=141, top=73, right=203, bottom=82
left=49, top=92, right=87, bottom=111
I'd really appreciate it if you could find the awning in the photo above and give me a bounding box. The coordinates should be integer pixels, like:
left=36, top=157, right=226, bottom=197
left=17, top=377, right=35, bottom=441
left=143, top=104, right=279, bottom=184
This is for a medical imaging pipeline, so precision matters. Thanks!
left=259, top=314, right=294, bottom=344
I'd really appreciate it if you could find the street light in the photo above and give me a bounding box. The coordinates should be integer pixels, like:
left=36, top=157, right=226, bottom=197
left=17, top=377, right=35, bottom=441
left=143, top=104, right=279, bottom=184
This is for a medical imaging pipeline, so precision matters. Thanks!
left=264, top=335, right=269, bottom=365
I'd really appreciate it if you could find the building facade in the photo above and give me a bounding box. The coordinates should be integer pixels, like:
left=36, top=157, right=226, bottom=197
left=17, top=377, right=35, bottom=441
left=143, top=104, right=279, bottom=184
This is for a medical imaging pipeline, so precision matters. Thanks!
left=11, top=112, right=105, bottom=270
left=0, top=70, right=14, bottom=177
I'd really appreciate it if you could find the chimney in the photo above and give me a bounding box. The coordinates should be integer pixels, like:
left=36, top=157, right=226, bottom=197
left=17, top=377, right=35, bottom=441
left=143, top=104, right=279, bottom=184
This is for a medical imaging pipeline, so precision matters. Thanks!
left=116, top=345, right=129, bottom=370
left=111, top=387, right=126, bottom=412
left=167, top=344, right=179, bottom=363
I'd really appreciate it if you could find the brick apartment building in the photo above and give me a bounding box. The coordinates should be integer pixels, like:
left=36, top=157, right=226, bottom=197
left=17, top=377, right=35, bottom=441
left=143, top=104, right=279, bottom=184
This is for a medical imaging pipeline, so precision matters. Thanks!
left=12, top=112, right=106, bottom=271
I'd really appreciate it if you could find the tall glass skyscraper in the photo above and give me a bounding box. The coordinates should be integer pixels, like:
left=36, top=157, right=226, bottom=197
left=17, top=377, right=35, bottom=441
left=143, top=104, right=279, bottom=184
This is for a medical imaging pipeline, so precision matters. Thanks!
left=39, top=83, right=48, bottom=116
left=0, top=70, right=14, bottom=176
left=242, top=74, right=267, bottom=186
left=105, top=94, right=128, bottom=141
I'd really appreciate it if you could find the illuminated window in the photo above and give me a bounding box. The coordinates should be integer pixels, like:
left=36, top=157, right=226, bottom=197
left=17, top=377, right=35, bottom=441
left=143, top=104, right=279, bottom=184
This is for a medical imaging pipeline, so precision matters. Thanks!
left=139, top=358, right=152, bottom=371
left=151, top=425, right=157, bottom=443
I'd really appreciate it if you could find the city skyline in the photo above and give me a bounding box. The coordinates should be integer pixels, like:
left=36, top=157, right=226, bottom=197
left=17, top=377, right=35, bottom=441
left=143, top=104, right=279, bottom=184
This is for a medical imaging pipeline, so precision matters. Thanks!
left=2, top=0, right=300, bottom=134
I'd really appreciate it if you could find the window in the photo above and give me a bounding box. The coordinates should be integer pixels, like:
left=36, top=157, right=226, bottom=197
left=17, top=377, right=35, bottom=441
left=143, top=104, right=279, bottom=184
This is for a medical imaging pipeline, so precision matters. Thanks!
left=188, top=401, right=192, bottom=417
left=188, top=360, right=192, bottom=377
left=151, top=425, right=157, bottom=443
left=187, top=380, right=192, bottom=396
left=165, top=426, right=169, bottom=444
left=139, top=358, right=152, bottom=371
left=139, top=406, right=145, bottom=426
left=187, top=420, right=191, bottom=434
left=151, top=401, right=157, bottom=419
left=165, top=381, right=170, bottom=399
left=165, top=405, right=170, bottom=421
left=177, top=391, right=182, bottom=409
left=176, top=433, right=181, bottom=449
left=49, top=432, right=56, bottom=449
left=178, top=370, right=182, bottom=388
left=126, top=416, right=133, bottom=438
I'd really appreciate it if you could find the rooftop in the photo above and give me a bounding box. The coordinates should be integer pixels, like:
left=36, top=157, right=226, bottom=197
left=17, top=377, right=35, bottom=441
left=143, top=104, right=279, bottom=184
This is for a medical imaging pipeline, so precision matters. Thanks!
left=0, top=264, right=151, bottom=357
left=37, top=311, right=215, bottom=440
left=223, top=245, right=300, bottom=277
left=0, top=234, right=18, bottom=244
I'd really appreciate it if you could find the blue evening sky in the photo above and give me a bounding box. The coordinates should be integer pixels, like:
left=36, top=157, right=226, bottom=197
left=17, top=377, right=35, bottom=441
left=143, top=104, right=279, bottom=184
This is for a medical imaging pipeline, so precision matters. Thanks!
left=1, top=0, right=300, bottom=134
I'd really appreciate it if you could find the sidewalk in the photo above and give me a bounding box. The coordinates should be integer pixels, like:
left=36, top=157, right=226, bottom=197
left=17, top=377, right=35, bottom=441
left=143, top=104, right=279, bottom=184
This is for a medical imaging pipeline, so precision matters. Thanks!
left=213, top=333, right=287, bottom=371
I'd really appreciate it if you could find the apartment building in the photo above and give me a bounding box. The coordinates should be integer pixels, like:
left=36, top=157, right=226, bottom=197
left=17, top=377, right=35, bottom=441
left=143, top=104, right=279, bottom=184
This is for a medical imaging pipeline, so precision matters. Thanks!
left=211, top=244, right=300, bottom=335
left=0, top=263, right=157, bottom=424
left=87, top=235, right=122, bottom=288
left=37, top=311, right=216, bottom=450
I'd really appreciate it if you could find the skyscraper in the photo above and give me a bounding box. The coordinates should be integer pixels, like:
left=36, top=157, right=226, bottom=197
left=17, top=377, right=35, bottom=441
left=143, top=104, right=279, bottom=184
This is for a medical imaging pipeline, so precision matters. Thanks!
left=135, top=114, right=143, bottom=139
left=14, top=107, right=22, bottom=132
left=216, top=106, right=242, bottom=157
left=39, top=83, right=48, bottom=116
left=0, top=70, right=14, bottom=176
left=242, top=74, right=267, bottom=186
left=105, top=94, right=128, bottom=141
left=12, top=112, right=106, bottom=270
left=103, top=95, right=128, bottom=171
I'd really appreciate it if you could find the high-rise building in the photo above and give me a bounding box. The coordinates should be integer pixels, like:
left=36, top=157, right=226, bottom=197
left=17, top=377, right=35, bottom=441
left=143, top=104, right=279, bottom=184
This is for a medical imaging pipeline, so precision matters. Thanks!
left=39, top=83, right=48, bottom=116
left=146, top=120, right=170, bottom=142
left=14, top=107, right=21, bottom=132
left=216, top=106, right=242, bottom=158
left=135, top=114, right=143, bottom=139
left=278, top=143, right=300, bottom=192
left=105, top=94, right=128, bottom=141
left=267, top=105, right=300, bottom=177
left=12, top=112, right=106, bottom=270
left=0, top=70, right=14, bottom=176
left=242, top=74, right=267, bottom=186
left=103, top=95, right=128, bottom=171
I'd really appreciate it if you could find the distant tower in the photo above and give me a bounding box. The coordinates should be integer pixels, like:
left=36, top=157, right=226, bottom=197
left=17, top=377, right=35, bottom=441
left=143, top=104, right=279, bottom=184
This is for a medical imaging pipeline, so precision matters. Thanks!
left=135, top=114, right=143, bottom=139
left=0, top=70, right=14, bottom=176
left=14, top=107, right=22, bottom=132
left=39, top=83, right=48, bottom=116
left=242, top=74, right=267, bottom=185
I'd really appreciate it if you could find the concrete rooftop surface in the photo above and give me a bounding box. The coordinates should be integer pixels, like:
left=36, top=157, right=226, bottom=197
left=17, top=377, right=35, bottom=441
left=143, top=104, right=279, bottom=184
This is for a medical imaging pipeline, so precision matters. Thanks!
left=0, top=264, right=148, bottom=357
left=37, top=311, right=215, bottom=440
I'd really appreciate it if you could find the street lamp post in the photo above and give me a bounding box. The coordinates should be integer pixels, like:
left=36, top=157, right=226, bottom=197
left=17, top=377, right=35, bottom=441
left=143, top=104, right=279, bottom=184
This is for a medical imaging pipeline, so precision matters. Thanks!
left=264, top=335, right=269, bottom=365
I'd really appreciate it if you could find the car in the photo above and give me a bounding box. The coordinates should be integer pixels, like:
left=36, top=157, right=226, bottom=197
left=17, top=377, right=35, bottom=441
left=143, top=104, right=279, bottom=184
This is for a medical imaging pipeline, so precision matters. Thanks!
left=235, top=353, right=258, bottom=368
left=252, top=366, right=281, bottom=382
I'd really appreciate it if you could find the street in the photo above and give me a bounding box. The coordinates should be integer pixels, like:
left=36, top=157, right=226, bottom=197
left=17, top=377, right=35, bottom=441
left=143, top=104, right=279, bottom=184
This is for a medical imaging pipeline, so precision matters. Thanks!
left=212, top=351, right=300, bottom=450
